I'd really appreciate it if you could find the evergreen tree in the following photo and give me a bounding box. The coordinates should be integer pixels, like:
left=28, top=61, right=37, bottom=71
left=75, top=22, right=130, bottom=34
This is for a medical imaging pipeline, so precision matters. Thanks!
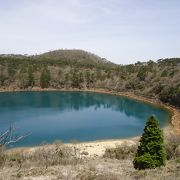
left=0, top=71, right=6, bottom=86
left=8, top=64, right=16, bottom=77
left=85, top=71, right=90, bottom=88
left=137, top=66, right=147, bottom=81
left=40, top=67, right=51, bottom=88
left=133, top=115, right=166, bottom=170
left=27, top=66, right=34, bottom=87
left=71, top=70, right=79, bottom=88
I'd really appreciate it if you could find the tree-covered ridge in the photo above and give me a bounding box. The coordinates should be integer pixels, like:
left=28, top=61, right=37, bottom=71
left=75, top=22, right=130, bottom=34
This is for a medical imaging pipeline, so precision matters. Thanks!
left=0, top=50, right=179, bottom=107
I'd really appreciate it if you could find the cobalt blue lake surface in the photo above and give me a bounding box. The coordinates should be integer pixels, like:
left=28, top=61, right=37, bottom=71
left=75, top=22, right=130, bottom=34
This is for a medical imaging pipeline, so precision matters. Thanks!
left=0, top=91, right=170, bottom=147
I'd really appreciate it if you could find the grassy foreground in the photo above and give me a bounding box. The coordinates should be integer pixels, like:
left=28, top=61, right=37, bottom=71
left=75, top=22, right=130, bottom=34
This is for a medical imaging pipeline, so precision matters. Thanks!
left=0, top=133, right=180, bottom=180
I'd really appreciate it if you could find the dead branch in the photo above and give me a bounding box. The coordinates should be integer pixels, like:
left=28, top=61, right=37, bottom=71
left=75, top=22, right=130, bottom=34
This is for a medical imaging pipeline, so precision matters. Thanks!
left=0, top=125, right=31, bottom=147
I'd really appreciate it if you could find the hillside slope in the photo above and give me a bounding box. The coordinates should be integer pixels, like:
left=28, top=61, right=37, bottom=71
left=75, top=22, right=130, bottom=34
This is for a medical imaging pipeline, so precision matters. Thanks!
left=0, top=50, right=179, bottom=107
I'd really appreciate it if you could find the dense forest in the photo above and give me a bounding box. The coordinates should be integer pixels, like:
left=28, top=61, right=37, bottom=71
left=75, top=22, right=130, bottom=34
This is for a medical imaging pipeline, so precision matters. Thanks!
left=0, top=49, right=179, bottom=107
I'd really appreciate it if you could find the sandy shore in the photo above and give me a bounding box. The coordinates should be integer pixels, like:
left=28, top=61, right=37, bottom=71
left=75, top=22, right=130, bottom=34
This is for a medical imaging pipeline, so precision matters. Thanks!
left=8, top=137, right=139, bottom=158
left=73, top=137, right=139, bottom=157
left=1, top=87, right=179, bottom=157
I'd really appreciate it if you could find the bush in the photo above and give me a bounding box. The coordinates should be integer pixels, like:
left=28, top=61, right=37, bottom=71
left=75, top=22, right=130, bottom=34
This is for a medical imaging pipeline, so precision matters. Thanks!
left=159, top=85, right=180, bottom=107
left=165, top=134, right=180, bottom=160
left=137, top=66, right=147, bottom=81
left=104, top=143, right=137, bottom=160
left=5, top=142, right=82, bottom=170
left=133, top=115, right=166, bottom=170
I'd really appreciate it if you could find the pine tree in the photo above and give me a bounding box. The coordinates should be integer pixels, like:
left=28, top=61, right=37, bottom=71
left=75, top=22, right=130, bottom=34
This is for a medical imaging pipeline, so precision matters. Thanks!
left=40, top=67, right=51, bottom=88
left=28, top=66, right=34, bottom=87
left=71, top=70, right=79, bottom=88
left=0, top=71, right=6, bottom=86
left=133, top=115, right=166, bottom=170
left=85, top=71, right=90, bottom=88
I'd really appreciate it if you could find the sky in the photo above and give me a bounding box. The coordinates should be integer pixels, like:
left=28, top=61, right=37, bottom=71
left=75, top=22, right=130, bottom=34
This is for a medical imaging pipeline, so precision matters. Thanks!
left=0, top=0, right=180, bottom=64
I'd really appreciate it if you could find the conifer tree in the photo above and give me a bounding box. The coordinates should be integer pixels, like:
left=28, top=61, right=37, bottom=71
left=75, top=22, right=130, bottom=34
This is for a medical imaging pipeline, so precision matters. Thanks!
left=40, top=67, right=51, bottom=88
left=0, top=71, right=6, bottom=86
left=28, top=66, right=34, bottom=87
left=133, top=115, right=166, bottom=169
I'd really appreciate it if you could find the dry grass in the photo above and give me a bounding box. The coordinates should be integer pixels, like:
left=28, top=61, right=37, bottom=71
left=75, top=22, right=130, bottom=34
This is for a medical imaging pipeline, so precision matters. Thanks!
left=0, top=156, right=179, bottom=179
left=5, top=141, right=82, bottom=170
left=0, top=139, right=179, bottom=179
left=0, top=147, right=6, bottom=168
left=103, top=143, right=137, bottom=160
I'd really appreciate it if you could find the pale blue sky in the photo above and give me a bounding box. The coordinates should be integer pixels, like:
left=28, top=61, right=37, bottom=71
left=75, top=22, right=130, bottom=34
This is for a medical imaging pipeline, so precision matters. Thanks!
left=0, top=0, right=179, bottom=64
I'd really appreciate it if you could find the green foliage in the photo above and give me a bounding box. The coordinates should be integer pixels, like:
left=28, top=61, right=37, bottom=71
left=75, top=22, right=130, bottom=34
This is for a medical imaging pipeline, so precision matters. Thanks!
left=20, top=66, right=27, bottom=74
left=19, top=66, right=34, bottom=88
left=137, top=66, right=147, bottom=81
left=125, top=80, right=136, bottom=90
left=161, top=70, right=168, bottom=77
left=158, top=58, right=180, bottom=66
left=8, top=64, right=16, bottom=77
left=85, top=71, right=91, bottom=88
left=70, top=70, right=84, bottom=88
left=133, top=115, right=166, bottom=170
left=85, top=71, right=95, bottom=88
left=27, top=66, right=34, bottom=87
left=0, top=71, right=6, bottom=86
left=134, top=153, right=156, bottom=169
left=40, top=67, right=51, bottom=88
left=159, top=85, right=180, bottom=107
left=126, top=64, right=136, bottom=74
left=19, top=75, right=29, bottom=89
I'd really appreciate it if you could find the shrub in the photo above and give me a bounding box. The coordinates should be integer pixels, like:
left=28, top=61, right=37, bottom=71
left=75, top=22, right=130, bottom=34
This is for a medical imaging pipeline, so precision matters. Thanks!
left=26, top=142, right=81, bottom=168
left=76, top=170, right=119, bottom=180
left=137, top=66, right=147, bottom=81
left=159, top=85, right=180, bottom=107
left=104, top=143, right=137, bottom=160
left=133, top=115, right=166, bottom=170
left=165, top=134, right=180, bottom=160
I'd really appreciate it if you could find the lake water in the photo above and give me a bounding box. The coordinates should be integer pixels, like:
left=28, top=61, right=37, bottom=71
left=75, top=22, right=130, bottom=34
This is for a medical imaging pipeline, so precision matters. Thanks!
left=0, top=91, right=170, bottom=147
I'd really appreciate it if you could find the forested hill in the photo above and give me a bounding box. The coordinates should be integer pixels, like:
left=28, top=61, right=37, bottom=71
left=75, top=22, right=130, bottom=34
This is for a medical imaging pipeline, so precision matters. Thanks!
left=38, top=49, right=115, bottom=66
left=0, top=50, right=179, bottom=107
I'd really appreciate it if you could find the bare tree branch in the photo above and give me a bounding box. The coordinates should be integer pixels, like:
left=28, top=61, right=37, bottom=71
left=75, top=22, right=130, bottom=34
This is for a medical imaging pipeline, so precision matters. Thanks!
left=0, top=125, right=31, bottom=147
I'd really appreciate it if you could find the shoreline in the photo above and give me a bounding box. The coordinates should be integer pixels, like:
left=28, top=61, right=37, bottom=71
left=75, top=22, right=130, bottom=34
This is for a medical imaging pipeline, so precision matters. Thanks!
left=0, top=87, right=179, bottom=133
left=0, top=87, right=180, bottom=156
left=8, top=137, right=140, bottom=157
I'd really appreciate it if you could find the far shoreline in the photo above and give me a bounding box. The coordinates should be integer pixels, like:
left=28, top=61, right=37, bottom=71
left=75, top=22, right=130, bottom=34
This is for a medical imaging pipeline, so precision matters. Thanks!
left=0, top=87, right=179, bottom=152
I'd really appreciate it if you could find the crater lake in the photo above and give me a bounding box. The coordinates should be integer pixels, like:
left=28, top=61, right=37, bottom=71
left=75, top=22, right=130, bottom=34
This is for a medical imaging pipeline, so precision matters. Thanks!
left=0, top=91, right=170, bottom=147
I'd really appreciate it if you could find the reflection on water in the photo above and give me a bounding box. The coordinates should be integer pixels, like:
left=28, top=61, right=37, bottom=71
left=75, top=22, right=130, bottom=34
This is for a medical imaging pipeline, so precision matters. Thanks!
left=0, top=91, right=170, bottom=147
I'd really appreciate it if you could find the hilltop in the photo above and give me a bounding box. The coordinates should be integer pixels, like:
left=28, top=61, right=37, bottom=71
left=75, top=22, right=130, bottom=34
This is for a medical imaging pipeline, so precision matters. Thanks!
left=38, top=49, right=114, bottom=65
